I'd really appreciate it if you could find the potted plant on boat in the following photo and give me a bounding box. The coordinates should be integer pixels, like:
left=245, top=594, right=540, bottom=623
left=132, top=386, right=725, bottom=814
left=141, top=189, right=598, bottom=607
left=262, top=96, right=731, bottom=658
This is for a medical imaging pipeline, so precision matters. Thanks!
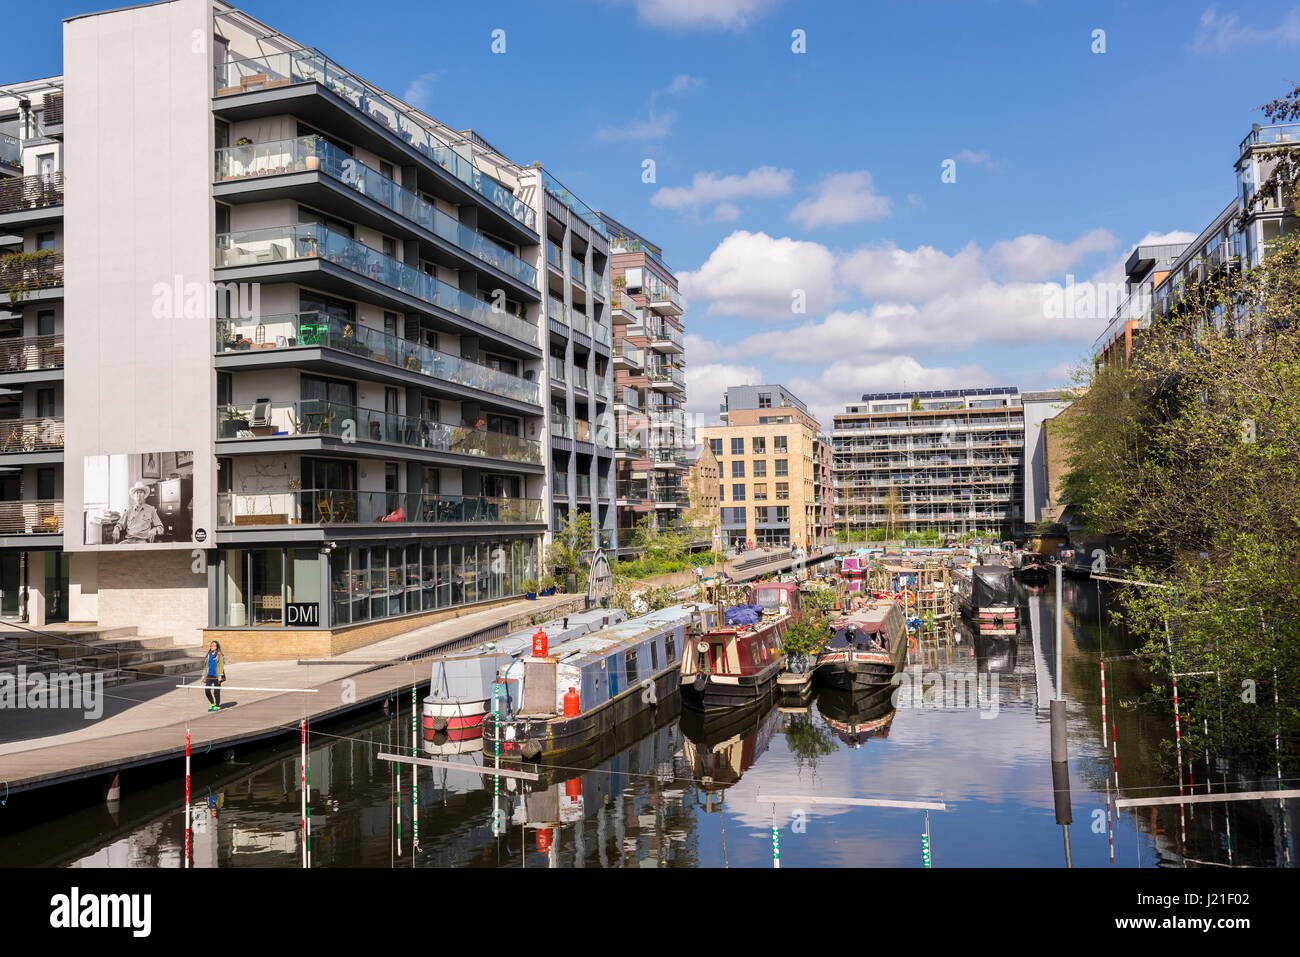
left=521, top=578, right=539, bottom=600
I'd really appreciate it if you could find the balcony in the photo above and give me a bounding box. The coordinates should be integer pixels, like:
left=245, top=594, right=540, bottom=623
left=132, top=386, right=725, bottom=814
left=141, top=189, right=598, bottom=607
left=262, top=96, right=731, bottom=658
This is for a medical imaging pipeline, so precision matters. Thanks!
left=617, top=481, right=649, bottom=502
left=575, top=475, right=591, bottom=498
left=215, top=137, right=537, bottom=288
left=648, top=321, right=684, bottom=354
left=0, top=173, right=64, bottom=216
left=549, top=356, right=566, bottom=383
left=218, top=489, right=543, bottom=528
left=0, top=134, right=19, bottom=175
left=616, top=386, right=643, bottom=411
left=0, top=251, right=63, bottom=303
left=654, top=485, right=688, bottom=506
left=547, top=242, right=564, bottom=274
left=552, top=474, right=568, bottom=498
left=0, top=335, right=63, bottom=374
left=593, top=322, right=611, bottom=348
left=0, top=416, right=64, bottom=453
left=547, top=299, right=569, bottom=327
left=0, top=500, right=62, bottom=536
left=646, top=278, right=684, bottom=315
left=594, top=376, right=609, bottom=399
left=539, top=168, right=607, bottom=237
left=215, top=52, right=537, bottom=231
left=216, top=313, right=540, bottom=406
left=613, top=342, right=644, bottom=370
left=570, top=311, right=593, bottom=337
left=649, top=363, right=686, bottom=391
left=215, top=224, right=539, bottom=347
left=575, top=419, right=592, bottom=443
left=652, top=447, right=687, bottom=468
left=571, top=257, right=586, bottom=286
left=649, top=408, right=685, bottom=431
left=217, top=399, right=542, bottom=465
left=1092, top=281, right=1153, bottom=355
left=610, top=295, right=640, bottom=325
left=1238, top=123, right=1300, bottom=156
left=573, top=367, right=589, bottom=392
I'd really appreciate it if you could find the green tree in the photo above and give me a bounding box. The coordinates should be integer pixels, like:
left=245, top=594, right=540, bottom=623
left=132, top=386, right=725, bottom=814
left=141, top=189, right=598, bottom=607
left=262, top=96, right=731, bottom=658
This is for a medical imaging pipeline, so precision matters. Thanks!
left=546, top=509, right=594, bottom=584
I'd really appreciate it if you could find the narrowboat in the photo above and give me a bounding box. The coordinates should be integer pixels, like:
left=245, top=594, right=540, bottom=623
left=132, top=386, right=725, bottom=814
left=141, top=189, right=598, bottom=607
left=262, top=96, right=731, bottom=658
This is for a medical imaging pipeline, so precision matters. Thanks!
left=422, top=608, right=626, bottom=741
left=816, top=684, right=897, bottom=747
left=1015, top=552, right=1050, bottom=583
left=681, top=697, right=782, bottom=803
left=483, top=603, right=716, bottom=761
left=953, top=562, right=1019, bottom=631
left=813, top=601, right=908, bottom=691
left=679, top=581, right=800, bottom=713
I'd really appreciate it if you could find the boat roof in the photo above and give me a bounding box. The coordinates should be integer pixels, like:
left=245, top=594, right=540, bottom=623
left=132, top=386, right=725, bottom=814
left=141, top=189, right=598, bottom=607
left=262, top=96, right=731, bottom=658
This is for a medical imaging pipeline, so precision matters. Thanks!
left=830, top=603, right=899, bottom=632
left=550, top=603, right=715, bottom=665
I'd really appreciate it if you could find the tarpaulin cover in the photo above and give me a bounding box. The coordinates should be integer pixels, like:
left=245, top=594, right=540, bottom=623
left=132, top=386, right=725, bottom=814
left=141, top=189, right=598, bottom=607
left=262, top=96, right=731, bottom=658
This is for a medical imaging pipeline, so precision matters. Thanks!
left=972, top=564, right=1015, bottom=607
left=723, top=604, right=764, bottom=626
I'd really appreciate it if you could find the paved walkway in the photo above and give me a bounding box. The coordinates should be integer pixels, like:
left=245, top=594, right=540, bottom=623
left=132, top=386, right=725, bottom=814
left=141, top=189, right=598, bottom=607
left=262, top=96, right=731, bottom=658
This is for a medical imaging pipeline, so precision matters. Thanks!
left=0, top=592, right=580, bottom=794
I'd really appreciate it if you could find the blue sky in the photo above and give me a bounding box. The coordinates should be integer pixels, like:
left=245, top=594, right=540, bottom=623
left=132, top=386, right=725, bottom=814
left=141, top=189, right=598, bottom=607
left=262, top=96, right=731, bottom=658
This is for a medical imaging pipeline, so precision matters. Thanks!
left=8, top=0, right=1300, bottom=425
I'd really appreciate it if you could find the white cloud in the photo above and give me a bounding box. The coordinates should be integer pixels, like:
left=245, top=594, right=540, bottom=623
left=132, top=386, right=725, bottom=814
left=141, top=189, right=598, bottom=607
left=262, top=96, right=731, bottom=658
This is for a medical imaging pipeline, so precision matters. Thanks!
left=1190, top=6, right=1300, bottom=54
left=839, top=242, right=987, bottom=302
left=788, top=170, right=892, bottom=229
left=666, top=73, right=705, bottom=94
left=953, top=149, right=1004, bottom=171
left=686, top=362, right=763, bottom=423
left=788, top=358, right=997, bottom=430
left=677, top=230, right=839, bottom=318
left=683, top=333, right=722, bottom=364
left=595, top=112, right=675, bottom=142
left=651, top=166, right=794, bottom=218
left=988, top=227, right=1116, bottom=282
left=620, top=0, right=783, bottom=30
left=711, top=202, right=741, bottom=222
left=403, top=71, right=443, bottom=110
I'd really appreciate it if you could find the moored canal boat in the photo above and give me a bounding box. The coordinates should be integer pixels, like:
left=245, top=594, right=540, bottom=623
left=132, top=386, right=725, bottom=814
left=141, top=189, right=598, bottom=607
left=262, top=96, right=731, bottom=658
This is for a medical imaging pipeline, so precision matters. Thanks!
left=679, top=581, right=800, bottom=713
left=813, top=601, right=908, bottom=691
left=483, top=603, right=716, bottom=760
left=423, top=608, right=626, bottom=741
left=954, top=562, right=1019, bottom=631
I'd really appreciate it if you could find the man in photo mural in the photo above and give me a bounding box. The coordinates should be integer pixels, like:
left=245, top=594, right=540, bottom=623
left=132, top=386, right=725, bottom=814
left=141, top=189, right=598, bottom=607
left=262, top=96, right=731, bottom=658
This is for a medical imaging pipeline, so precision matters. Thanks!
left=112, top=480, right=165, bottom=543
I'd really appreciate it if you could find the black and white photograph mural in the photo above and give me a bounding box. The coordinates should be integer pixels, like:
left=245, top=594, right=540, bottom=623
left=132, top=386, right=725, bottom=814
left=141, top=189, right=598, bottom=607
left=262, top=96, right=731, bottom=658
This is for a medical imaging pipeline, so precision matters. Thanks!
left=82, top=451, right=195, bottom=546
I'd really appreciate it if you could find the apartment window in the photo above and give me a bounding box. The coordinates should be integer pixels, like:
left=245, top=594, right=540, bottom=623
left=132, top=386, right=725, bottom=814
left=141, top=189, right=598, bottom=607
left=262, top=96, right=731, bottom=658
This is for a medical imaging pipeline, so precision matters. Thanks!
left=775, top=459, right=789, bottom=477
left=731, top=437, right=744, bottom=456
left=754, top=483, right=768, bottom=500
left=217, top=371, right=233, bottom=408
left=37, top=311, right=55, bottom=337
left=37, top=468, right=55, bottom=500
left=774, top=435, right=788, bottom=453
left=36, top=232, right=55, bottom=252
left=379, top=161, right=395, bottom=181
left=719, top=483, right=725, bottom=501
left=758, top=392, right=772, bottom=409
left=776, top=482, right=790, bottom=500
left=753, top=459, right=767, bottom=478
left=709, top=438, right=722, bottom=456
left=36, top=388, right=55, bottom=418
left=775, top=506, right=790, bottom=523
left=298, top=205, right=354, bottom=238
left=731, top=460, right=745, bottom=478
left=215, top=202, right=231, bottom=237
left=732, top=484, right=746, bottom=501
left=752, top=436, right=766, bottom=454
left=382, top=236, right=397, bottom=258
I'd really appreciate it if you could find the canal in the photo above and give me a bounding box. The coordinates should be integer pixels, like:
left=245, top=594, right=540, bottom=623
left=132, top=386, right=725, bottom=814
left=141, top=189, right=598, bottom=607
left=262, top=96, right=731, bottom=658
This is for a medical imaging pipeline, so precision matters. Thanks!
left=2, top=577, right=1295, bottom=867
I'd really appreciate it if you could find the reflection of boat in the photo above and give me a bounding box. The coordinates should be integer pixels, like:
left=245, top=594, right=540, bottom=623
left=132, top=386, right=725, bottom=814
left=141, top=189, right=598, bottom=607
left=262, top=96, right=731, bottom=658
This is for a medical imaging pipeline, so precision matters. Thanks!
left=814, top=601, right=907, bottom=691
left=485, top=603, right=714, bottom=760
left=422, top=609, right=626, bottom=741
left=972, top=628, right=1017, bottom=673
left=681, top=698, right=782, bottom=801
left=680, top=581, right=799, bottom=713
left=954, top=563, right=1019, bottom=630
left=1014, top=553, right=1050, bottom=582
left=815, top=685, right=896, bottom=747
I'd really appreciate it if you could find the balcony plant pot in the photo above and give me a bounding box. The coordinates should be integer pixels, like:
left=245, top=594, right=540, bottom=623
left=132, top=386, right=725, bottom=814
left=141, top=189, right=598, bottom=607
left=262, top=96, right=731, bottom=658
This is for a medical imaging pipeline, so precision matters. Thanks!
left=305, top=155, right=319, bottom=171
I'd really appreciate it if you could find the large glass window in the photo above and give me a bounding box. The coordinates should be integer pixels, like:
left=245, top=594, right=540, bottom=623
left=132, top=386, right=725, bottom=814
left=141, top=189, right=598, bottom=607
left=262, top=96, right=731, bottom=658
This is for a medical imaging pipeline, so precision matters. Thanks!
left=250, top=549, right=284, bottom=626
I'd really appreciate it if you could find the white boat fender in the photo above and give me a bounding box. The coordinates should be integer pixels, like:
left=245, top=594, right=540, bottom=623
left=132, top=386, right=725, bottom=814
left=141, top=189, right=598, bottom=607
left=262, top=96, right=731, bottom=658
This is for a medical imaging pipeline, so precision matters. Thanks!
left=693, top=673, right=708, bottom=693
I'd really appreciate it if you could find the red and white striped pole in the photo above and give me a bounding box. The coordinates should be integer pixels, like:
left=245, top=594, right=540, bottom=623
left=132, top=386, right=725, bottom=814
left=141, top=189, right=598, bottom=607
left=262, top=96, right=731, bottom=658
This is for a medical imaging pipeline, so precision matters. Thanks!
left=1172, top=672, right=1186, bottom=853
left=1099, top=660, right=1107, bottom=747
left=1105, top=776, right=1114, bottom=865
left=300, top=718, right=307, bottom=868
left=184, top=726, right=191, bottom=868
left=1111, top=720, right=1120, bottom=793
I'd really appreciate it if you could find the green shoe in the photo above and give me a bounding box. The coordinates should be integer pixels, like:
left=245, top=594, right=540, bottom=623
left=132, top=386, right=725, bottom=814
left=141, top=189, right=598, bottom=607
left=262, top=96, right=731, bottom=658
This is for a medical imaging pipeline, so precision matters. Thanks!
left=208, top=705, right=219, bottom=712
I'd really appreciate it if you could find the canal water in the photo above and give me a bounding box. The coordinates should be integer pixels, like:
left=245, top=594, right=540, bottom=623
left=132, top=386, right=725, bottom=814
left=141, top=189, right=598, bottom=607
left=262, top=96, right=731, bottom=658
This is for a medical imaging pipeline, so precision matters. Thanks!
left=3, top=577, right=1295, bottom=867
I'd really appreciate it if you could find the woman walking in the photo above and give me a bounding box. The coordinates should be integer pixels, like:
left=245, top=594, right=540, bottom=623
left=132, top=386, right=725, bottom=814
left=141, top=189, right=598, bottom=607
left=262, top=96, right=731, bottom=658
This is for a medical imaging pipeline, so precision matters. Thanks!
left=204, top=641, right=226, bottom=712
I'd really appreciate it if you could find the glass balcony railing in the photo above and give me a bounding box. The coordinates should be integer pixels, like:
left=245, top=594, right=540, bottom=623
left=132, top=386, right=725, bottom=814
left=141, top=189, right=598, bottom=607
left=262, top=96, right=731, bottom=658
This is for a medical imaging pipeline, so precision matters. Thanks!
left=617, top=481, right=649, bottom=501
left=652, top=447, right=687, bottom=466
left=618, top=386, right=642, bottom=409
left=538, top=167, right=607, bottom=237
left=575, top=420, right=592, bottom=442
left=573, top=367, right=589, bottom=391
left=217, top=399, right=541, bottom=464
left=215, top=313, right=540, bottom=405
left=552, top=474, right=568, bottom=497
left=547, top=242, right=564, bottom=273
left=214, top=224, right=539, bottom=347
left=0, top=334, right=63, bottom=372
left=1238, top=122, right=1300, bottom=155
left=650, top=364, right=686, bottom=389
left=218, top=488, right=543, bottom=528
left=594, top=377, right=609, bottom=399
left=215, top=52, right=537, bottom=231
left=549, top=356, right=566, bottom=382
left=593, top=322, right=611, bottom=347
left=614, top=342, right=643, bottom=366
left=215, top=136, right=537, bottom=287
left=0, top=499, right=62, bottom=534
left=571, top=257, right=586, bottom=285
left=546, top=299, right=569, bottom=326
left=649, top=322, right=684, bottom=349
left=654, top=485, right=688, bottom=504
left=0, top=134, right=20, bottom=174
left=571, top=312, right=592, bottom=337
left=607, top=235, right=673, bottom=275
left=646, top=278, right=684, bottom=312
left=593, top=272, right=610, bottom=300
left=599, top=477, right=611, bottom=499
left=550, top=415, right=572, bottom=439
left=575, top=475, right=591, bottom=498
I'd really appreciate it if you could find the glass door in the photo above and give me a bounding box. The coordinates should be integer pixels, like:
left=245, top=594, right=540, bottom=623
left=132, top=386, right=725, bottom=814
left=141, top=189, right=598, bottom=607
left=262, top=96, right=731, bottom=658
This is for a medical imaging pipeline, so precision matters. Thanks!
left=44, top=551, right=68, bottom=623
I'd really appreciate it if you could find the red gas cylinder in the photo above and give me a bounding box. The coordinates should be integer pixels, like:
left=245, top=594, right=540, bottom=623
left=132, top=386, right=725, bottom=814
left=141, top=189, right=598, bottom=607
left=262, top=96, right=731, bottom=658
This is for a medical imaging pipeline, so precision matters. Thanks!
left=536, top=828, right=552, bottom=852
left=532, top=627, right=548, bottom=657
left=565, top=777, right=582, bottom=799
left=563, top=686, right=580, bottom=717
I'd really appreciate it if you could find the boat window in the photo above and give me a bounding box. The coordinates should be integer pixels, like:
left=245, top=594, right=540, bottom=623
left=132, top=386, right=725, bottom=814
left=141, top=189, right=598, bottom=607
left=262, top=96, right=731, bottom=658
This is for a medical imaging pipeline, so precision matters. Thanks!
left=752, top=587, right=782, bottom=611
left=665, top=633, right=676, bottom=663
left=626, top=649, right=639, bottom=685
left=650, top=640, right=659, bottom=670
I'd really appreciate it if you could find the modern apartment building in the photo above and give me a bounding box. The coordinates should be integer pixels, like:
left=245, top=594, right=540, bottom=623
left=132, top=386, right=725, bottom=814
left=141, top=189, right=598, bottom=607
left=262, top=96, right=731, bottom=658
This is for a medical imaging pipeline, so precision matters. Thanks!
left=598, top=212, right=692, bottom=549
left=1093, top=122, right=1296, bottom=367
left=834, top=387, right=1025, bottom=538
left=1021, top=389, right=1076, bottom=527
left=699, top=385, right=824, bottom=549
left=812, top=432, right=834, bottom=547
left=0, top=0, right=618, bottom=656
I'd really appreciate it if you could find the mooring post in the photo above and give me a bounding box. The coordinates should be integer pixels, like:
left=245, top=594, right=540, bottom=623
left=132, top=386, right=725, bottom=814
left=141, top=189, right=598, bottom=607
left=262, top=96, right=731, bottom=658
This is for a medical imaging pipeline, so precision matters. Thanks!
left=1050, top=562, right=1067, bottom=762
